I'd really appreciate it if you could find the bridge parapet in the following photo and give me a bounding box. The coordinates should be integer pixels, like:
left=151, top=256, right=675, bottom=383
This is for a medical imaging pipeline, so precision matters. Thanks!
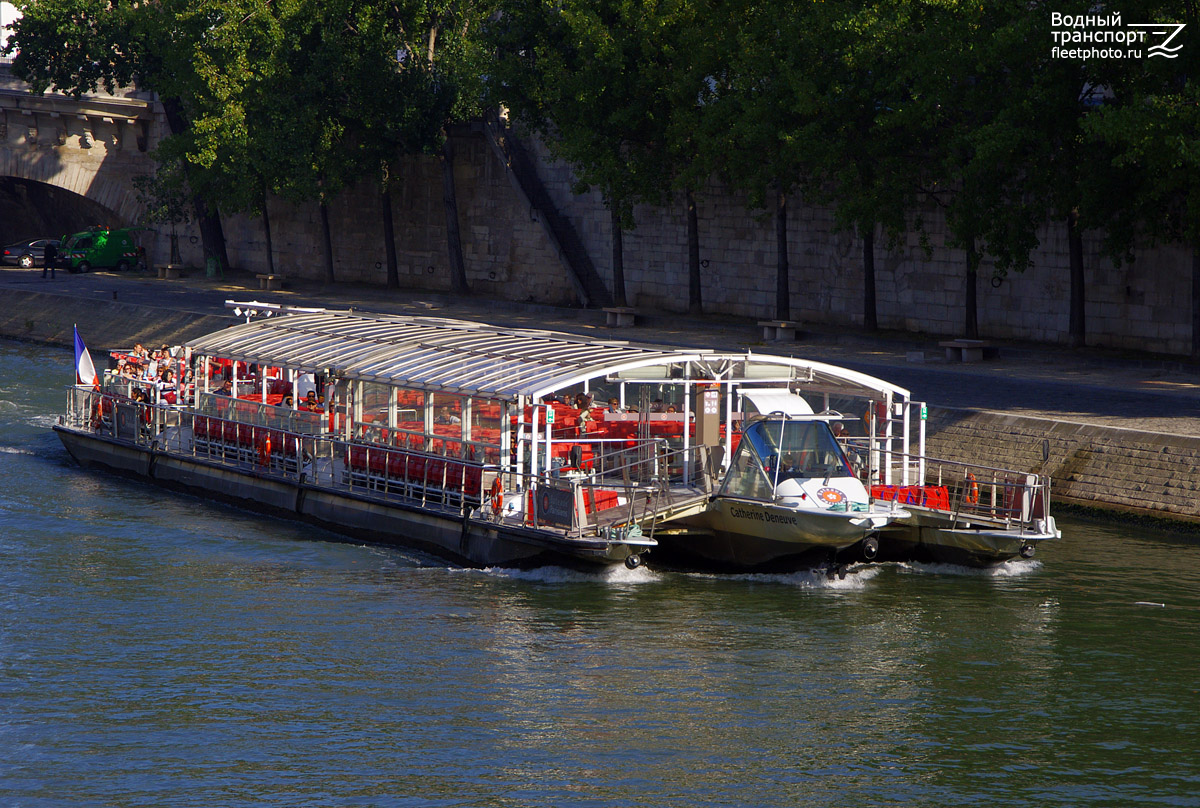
left=0, top=64, right=155, bottom=151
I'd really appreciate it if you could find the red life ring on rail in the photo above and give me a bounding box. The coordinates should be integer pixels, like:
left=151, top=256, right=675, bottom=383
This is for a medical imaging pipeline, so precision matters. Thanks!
left=258, top=434, right=272, bottom=467
left=965, top=473, right=979, bottom=505
left=490, top=476, right=504, bottom=513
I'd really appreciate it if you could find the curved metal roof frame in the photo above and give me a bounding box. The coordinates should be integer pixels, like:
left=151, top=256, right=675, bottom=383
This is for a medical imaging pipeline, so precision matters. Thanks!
left=187, top=311, right=908, bottom=402
left=731, top=353, right=911, bottom=401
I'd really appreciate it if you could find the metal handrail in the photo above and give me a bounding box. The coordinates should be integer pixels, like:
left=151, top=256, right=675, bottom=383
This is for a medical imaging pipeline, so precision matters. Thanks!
left=842, top=438, right=1053, bottom=528
left=63, top=387, right=713, bottom=540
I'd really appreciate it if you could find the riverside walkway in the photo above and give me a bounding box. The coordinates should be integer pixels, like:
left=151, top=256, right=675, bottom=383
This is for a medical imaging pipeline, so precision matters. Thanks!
left=6, top=265, right=1199, bottom=437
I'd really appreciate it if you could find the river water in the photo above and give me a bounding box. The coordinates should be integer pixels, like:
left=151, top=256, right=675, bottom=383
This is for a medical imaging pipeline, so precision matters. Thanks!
left=2, top=340, right=1199, bottom=807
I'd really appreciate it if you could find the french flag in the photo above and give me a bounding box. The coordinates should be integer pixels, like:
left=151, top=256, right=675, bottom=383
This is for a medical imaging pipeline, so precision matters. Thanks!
left=73, top=325, right=98, bottom=388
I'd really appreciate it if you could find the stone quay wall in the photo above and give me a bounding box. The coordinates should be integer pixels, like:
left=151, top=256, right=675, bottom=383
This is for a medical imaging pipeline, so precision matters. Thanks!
left=112, top=125, right=1192, bottom=357
left=526, top=138, right=1192, bottom=355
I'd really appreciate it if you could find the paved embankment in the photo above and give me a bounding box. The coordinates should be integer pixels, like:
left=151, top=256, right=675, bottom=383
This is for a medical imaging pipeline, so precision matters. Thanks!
left=5, top=266, right=1200, bottom=525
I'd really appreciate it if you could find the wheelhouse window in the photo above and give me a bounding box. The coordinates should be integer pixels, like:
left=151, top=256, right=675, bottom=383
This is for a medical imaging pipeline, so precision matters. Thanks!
left=720, top=419, right=854, bottom=498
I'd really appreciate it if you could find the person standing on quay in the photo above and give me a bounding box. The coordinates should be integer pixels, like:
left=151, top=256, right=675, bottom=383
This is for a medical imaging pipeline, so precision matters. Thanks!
left=42, top=241, right=57, bottom=279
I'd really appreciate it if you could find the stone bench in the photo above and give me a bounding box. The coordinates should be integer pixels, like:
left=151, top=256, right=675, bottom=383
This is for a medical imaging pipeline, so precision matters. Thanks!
left=939, top=339, right=999, bottom=362
left=158, top=264, right=183, bottom=280
left=257, top=273, right=283, bottom=291
left=758, top=320, right=801, bottom=341
left=604, top=307, right=638, bottom=327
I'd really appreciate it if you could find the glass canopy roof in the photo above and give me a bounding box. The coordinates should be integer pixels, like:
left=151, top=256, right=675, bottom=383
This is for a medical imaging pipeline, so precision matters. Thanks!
left=188, top=311, right=910, bottom=402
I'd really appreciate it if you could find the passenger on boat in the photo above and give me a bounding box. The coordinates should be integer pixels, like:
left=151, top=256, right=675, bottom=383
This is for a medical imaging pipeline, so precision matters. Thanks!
left=651, top=399, right=664, bottom=413
left=606, top=397, right=624, bottom=413
left=300, top=390, right=324, bottom=412
left=574, top=394, right=594, bottom=435
left=666, top=403, right=678, bottom=413
left=435, top=406, right=461, bottom=425
left=283, top=394, right=294, bottom=408
left=158, top=368, right=178, bottom=403
left=216, top=378, right=234, bottom=396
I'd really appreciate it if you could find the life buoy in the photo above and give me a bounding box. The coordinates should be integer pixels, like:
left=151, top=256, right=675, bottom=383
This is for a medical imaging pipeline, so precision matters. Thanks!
left=258, top=434, right=272, bottom=467
left=490, top=476, right=504, bottom=513
left=965, top=473, right=979, bottom=505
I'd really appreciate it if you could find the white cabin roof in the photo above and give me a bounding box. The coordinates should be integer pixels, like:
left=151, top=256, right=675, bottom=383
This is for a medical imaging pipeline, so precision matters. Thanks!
left=739, top=388, right=815, bottom=416
left=188, top=311, right=910, bottom=402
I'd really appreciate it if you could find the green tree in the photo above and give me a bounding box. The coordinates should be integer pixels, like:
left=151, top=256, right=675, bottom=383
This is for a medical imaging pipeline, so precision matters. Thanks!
left=1086, top=2, right=1200, bottom=357
left=696, top=0, right=813, bottom=322
left=490, top=0, right=682, bottom=308
left=797, top=1, right=941, bottom=332
left=5, top=0, right=239, bottom=271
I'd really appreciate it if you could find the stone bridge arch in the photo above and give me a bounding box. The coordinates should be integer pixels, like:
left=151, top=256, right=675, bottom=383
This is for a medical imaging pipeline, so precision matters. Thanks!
left=0, top=68, right=162, bottom=243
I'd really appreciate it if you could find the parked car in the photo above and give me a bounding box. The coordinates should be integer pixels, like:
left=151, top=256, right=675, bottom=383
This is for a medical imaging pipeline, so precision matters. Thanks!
left=61, top=228, right=141, bottom=273
left=1, top=238, right=60, bottom=269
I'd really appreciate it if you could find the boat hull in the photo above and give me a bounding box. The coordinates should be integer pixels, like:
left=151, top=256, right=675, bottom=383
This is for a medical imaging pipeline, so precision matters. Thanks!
left=54, top=425, right=640, bottom=569
left=655, top=497, right=888, bottom=571
left=864, top=505, right=1059, bottom=567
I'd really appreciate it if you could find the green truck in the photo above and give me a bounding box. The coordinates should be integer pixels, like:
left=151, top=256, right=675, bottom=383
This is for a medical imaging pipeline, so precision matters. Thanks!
left=61, top=227, right=143, bottom=273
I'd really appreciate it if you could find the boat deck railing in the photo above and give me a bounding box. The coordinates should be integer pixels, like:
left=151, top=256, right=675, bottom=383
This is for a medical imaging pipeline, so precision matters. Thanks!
left=495, top=438, right=716, bottom=539
left=844, top=439, right=1054, bottom=531
left=62, top=387, right=716, bottom=542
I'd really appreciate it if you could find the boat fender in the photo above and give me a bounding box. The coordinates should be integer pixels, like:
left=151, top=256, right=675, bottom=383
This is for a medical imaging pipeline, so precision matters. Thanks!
left=862, top=536, right=879, bottom=561
left=965, top=473, right=979, bottom=505
left=258, top=434, right=272, bottom=467
left=1020, top=543, right=1036, bottom=559
left=490, top=476, right=504, bottom=513
left=624, top=554, right=642, bottom=570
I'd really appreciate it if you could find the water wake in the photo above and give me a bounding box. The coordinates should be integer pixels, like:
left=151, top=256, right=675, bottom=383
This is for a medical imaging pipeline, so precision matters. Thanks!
left=687, top=563, right=883, bottom=589
left=461, top=564, right=663, bottom=584
left=899, top=558, right=1043, bottom=577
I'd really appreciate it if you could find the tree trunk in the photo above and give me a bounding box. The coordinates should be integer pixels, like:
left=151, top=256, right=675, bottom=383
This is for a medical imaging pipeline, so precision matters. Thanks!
left=686, top=188, right=701, bottom=315
left=611, top=205, right=628, bottom=308
left=863, top=223, right=878, bottom=331
left=261, top=187, right=275, bottom=276
left=319, top=198, right=335, bottom=285
left=441, top=139, right=469, bottom=294
left=1067, top=209, right=1085, bottom=348
left=160, top=96, right=229, bottom=273
left=382, top=181, right=399, bottom=290
left=965, top=238, right=979, bottom=339
left=775, top=187, right=790, bottom=321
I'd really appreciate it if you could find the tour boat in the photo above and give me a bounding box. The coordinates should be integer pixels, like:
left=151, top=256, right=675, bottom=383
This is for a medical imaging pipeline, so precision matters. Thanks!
left=54, top=303, right=1058, bottom=571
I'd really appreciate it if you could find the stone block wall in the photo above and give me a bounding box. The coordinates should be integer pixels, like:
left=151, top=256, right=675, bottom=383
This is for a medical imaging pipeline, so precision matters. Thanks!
left=217, top=131, right=580, bottom=307
left=526, top=136, right=1193, bottom=354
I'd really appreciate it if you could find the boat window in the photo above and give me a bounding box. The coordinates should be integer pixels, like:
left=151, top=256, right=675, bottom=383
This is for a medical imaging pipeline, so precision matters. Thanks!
left=741, top=419, right=854, bottom=481
left=361, top=382, right=391, bottom=426
left=469, top=397, right=502, bottom=464
left=719, top=441, right=775, bottom=500
left=393, top=388, right=425, bottom=449
left=430, top=392, right=463, bottom=456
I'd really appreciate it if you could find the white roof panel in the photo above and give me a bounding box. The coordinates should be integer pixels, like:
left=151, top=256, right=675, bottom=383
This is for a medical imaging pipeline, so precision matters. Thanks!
left=188, top=310, right=911, bottom=403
